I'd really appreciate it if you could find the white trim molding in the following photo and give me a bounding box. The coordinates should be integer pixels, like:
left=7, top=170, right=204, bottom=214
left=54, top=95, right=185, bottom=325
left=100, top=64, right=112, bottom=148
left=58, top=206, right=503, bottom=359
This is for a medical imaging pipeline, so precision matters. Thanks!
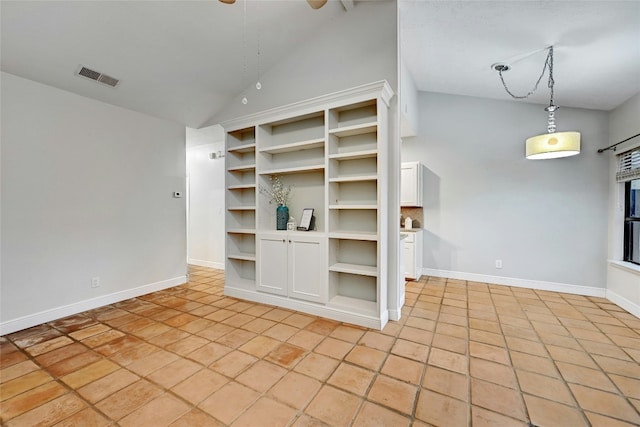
left=422, top=268, right=606, bottom=298
left=0, top=276, right=187, bottom=336
left=606, top=289, right=640, bottom=319
left=609, top=260, right=640, bottom=275
left=188, top=259, right=225, bottom=270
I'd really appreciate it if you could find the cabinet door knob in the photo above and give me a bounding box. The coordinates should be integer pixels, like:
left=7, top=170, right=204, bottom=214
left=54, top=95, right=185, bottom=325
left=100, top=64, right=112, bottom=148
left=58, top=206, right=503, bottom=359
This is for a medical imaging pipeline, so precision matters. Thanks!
left=288, top=240, right=292, bottom=243
left=282, top=239, right=285, bottom=243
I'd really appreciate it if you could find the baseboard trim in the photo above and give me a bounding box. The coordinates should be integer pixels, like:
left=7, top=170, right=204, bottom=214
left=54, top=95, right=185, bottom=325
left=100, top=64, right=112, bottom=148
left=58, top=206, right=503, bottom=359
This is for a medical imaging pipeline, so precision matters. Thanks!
left=188, top=258, right=225, bottom=270
left=422, top=268, right=606, bottom=298
left=606, top=289, right=640, bottom=319
left=0, top=276, right=187, bottom=336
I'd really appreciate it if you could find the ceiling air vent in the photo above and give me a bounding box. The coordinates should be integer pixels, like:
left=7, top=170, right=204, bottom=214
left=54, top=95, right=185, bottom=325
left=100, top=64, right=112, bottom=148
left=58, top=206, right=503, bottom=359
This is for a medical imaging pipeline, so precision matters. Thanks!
left=77, top=66, right=120, bottom=88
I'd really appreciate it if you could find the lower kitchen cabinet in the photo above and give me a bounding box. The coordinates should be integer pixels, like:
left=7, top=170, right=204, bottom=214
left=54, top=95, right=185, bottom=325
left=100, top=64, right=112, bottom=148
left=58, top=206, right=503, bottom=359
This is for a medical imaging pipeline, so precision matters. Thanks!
left=403, top=230, right=423, bottom=280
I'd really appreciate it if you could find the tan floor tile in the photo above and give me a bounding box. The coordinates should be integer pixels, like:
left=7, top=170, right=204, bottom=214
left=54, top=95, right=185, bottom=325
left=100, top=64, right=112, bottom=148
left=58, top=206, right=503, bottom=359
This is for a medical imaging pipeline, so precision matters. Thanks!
left=0, top=360, right=40, bottom=384
left=215, top=329, right=257, bottom=348
left=168, top=408, right=224, bottom=427
left=95, top=335, right=146, bottom=357
left=165, top=313, right=200, bottom=327
left=352, top=401, right=411, bottom=427
left=179, top=318, right=215, bottom=334
left=358, top=331, right=395, bottom=352
left=1, top=370, right=53, bottom=401
left=367, top=374, right=418, bottom=415
left=171, top=369, right=227, bottom=404
left=282, top=313, right=316, bottom=329
left=165, top=335, right=209, bottom=356
left=428, top=348, right=467, bottom=374
left=77, top=368, right=140, bottom=403
left=432, top=333, right=468, bottom=354
left=345, top=345, right=386, bottom=371
left=0, top=381, right=67, bottom=421
left=236, top=360, right=287, bottom=392
left=9, top=326, right=63, bottom=349
left=610, top=374, right=640, bottom=400
left=33, top=342, right=87, bottom=368
left=556, top=361, right=618, bottom=392
left=294, top=352, right=340, bottom=381
left=400, top=325, right=433, bottom=344
left=265, top=343, right=307, bottom=368
left=381, top=354, right=424, bottom=384
left=469, top=341, right=510, bottom=365
left=241, top=317, right=277, bottom=334
left=127, top=349, right=178, bottom=377
left=48, top=351, right=103, bottom=377
left=304, top=318, right=340, bottom=335
left=287, top=329, right=325, bottom=350
left=327, top=363, right=374, bottom=395
left=238, top=335, right=280, bottom=358
left=305, top=385, right=361, bottom=426
left=242, top=304, right=274, bottom=318
left=392, top=339, right=429, bottom=363
left=68, top=324, right=111, bottom=341
left=186, top=341, right=232, bottom=366
left=147, top=358, right=201, bottom=388
left=510, top=351, right=559, bottom=378
left=148, top=328, right=191, bottom=347
left=269, top=371, right=321, bottom=409
left=60, top=359, right=119, bottom=388
left=539, top=332, right=582, bottom=350
left=49, top=314, right=98, bottom=334
left=194, top=323, right=234, bottom=341
left=81, top=330, right=126, bottom=348
left=199, top=381, right=260, bottom=424
left=471, top=406, right=525, bottom=427
left=329, top=325, right=366, bottom=343
left=314, top=337, right=354, bottom=360
left=593, top=354, right=640, bottom=377
left=4, top=393, right=85, bottom=427
left=263, top=323, right=299, bottom=342
left=471, top=378, right=526, bottom=421
left=546, top=345, right=598, bottom=368
left=95, top=380, right=163, bottom=420
left=470, top=329, right=505, bottom=347
left=232, top=396, right=298, bottom=427
left=515, top=370, right=575, bottom=405
left=262, top=308, right=296, bottom=322
left=524, top=394, right=587, bottom=427
left=579, top=339, right=633, bottom=360
left=586, top=412, right=640, bottom=427
left=405, top=316, right=436, bottom=331
left=221, top=313, right=255, bottom=328
left=210, top=350, right=257, bottom=377
left=415, top=389, right=468, bottom=427
left=25, top=336, right=74, bottom=357
left=55, top=407, right=111, bottom=427
left=119, top=393, right=190, bottom=427
left=569, top=384, right=640, bottom=425
left=422, top=365, right=468, bottom=401
left=470, top=357, right=518, bottom=389
left=504, top=336, right=547, bottom=357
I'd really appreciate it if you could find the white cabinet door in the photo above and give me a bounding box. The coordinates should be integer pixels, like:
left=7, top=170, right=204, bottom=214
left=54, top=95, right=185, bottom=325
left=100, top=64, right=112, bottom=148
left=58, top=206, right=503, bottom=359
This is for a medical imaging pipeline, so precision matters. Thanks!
left=289, top=235, right=327, bottom=303
left=404, top=241, right=415, bottom=279
left=401, top=162, right=423, bottom=207
left=257, top=234, right=288, bottom=296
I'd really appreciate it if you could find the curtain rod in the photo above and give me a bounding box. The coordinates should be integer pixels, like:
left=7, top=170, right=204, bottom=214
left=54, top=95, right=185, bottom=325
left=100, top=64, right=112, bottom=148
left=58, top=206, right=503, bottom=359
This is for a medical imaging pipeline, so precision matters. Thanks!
left=597, top=133, right=640, bottom=153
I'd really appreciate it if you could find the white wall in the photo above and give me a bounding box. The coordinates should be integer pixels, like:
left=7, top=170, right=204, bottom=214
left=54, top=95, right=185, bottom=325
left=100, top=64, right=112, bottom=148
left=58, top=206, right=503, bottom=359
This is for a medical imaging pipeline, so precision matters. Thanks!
left=606, top=92, right=640, bottom=316
left=186, top=126, right=226, bottom=269
left=1, top=72, right=187, bottom=334
left=205, top=0, right=397, bottom=125
left=402, top=92, right=610, bottom=293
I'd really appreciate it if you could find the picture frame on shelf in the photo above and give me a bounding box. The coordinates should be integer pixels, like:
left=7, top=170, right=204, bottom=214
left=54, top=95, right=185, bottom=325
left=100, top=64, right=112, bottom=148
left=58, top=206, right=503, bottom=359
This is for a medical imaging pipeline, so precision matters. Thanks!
left=297, top=208, right=314, bottom=231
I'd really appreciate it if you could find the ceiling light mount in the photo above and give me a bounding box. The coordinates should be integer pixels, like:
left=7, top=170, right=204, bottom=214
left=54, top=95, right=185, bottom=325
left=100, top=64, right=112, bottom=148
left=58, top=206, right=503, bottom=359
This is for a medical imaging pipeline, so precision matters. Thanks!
left=491, top=63, right=511, bottom=72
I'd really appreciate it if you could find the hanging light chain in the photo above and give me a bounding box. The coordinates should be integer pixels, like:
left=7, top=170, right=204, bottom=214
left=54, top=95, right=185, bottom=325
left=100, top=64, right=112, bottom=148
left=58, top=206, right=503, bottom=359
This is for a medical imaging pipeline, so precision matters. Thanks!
left=498, top=46, right=555, bottom=101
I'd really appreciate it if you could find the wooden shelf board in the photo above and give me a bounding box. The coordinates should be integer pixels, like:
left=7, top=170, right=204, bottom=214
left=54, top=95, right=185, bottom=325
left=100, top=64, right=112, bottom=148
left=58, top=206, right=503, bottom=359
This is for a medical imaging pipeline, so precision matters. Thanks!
left=227, top=228, right=256, bottom=235
left=259, top=138, right=325, bottom=154
left=227, top=164, right=256, bottom=172
left=227, top=184, right=256, bottom=190
left=329, top=175, right=377, bottom=183
left=228, top=253, right=256, bottom=262
left=227, top=143, right=256, bottom=154
left=328, top=149, right=377, bottom=161
left=329, top=204, right=377, bottom=210
left=328, top=295, right=377, bottom=316
left=261, top=164, right=325, bottom=175
left=329, top=231, right=378, bottom=241
left=329, top=263, right=377, bottom=277
left=227, top=206, right=256, bottom=211
left=329, top=122, right=377, bottom=138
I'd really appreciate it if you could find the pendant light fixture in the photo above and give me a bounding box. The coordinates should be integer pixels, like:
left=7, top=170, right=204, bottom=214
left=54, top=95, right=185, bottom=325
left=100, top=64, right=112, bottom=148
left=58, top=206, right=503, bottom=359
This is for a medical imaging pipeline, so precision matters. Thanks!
left=494, top=46, right=581, bottom=160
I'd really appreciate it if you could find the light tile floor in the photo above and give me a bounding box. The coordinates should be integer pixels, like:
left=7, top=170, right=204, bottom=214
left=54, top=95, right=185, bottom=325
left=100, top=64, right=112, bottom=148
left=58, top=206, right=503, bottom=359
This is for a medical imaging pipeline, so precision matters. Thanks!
left=1, top=265, right=639, bottom=426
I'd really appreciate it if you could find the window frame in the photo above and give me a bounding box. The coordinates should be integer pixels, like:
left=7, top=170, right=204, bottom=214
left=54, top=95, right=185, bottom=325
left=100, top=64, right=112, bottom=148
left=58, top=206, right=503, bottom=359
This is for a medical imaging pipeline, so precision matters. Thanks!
left=623, top=179, right=640, bottom=265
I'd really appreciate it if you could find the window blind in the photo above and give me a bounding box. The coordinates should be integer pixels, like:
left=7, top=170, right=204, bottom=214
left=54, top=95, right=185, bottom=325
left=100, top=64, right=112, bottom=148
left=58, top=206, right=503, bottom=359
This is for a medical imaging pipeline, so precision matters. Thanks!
left=616, top=148, right=640, bottom=182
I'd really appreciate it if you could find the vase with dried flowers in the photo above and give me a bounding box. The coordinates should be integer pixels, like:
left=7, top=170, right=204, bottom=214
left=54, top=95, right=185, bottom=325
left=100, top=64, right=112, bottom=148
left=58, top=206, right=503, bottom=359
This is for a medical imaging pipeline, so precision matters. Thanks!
left=259, top=175, right=292, bottom=230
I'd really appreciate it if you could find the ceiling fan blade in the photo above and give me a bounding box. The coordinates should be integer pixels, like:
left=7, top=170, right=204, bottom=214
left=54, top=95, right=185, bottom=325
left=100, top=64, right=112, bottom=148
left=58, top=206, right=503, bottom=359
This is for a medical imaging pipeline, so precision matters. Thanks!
left=219, top=0, right=236, bottom=4
left=307, top=0, right=328, bottom=9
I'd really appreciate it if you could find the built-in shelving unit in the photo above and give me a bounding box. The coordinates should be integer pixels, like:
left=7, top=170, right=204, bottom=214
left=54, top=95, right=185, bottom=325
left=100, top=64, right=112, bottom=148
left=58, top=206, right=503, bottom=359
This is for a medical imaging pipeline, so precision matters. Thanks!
left=223, top=81, right=394, bottom=329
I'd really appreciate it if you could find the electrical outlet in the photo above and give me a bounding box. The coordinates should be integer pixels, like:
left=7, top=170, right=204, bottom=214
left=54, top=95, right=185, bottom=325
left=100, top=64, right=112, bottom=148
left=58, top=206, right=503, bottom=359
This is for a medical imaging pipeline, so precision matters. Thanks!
left=91, top=277, right=100, bottom=288
left=495, top=260, right=503, bottom=269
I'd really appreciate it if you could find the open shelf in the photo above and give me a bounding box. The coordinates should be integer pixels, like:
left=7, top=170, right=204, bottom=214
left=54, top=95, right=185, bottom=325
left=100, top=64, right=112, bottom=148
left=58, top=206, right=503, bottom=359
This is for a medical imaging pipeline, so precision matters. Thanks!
left=228, top=184, right=256, bottom=190
left=228, top=143, right=256, bottom=154
left=329, top=204, right=377, bottom=210
left=227, top=164, right=256, bottom=172
left=227, top=206, right=256, bottom=211
left=227, top=228, right=256, bottom=235
left=329, top=263, right=377, bottom=277
left=328, top=149, right=378, bottom=161
left=259, top=138, right=325, bottom=155
left=329, top=122, right=377, bottom=138
left=261, top=164, right=325, bottom=175
left=328, top=231, right=378, bottom=241
left=329, top=175, right=377, bottom=183
left=328, top=295, right=377, bottom=316
left=228, top=252, right=257, bottom=262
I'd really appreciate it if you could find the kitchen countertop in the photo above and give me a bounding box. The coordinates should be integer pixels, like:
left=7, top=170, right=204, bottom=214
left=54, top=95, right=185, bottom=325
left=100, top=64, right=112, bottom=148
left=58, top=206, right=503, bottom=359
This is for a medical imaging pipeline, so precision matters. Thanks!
left=401, top=228, right=423, bottom=233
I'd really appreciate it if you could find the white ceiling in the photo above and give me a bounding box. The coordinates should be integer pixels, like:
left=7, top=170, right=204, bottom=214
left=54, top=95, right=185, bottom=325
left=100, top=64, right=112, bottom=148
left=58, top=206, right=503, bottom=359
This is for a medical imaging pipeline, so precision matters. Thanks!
left=400, top=1, right=640, bottom=111
left=2, top=1, right=639, bottom=130
left=1, top=0, right=349, bottom=128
